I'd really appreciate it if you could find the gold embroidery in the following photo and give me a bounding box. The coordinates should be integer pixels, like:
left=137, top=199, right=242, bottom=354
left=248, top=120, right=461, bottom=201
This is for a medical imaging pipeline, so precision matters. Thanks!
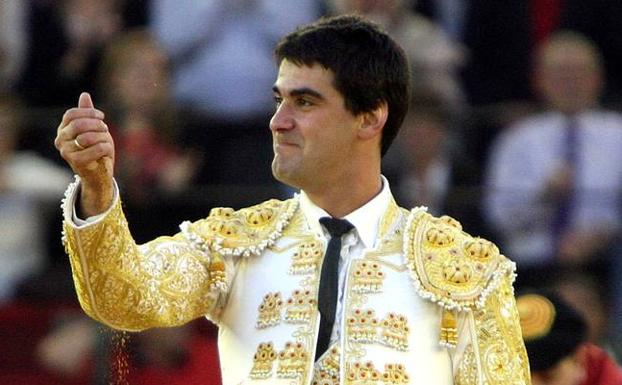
left=348, top=309, right=379, bottom=344
left=381, top=363, right=410, bottom=384
left=437, top=215, right=462, bottom=231
left=285, top=289, right=316, bottom=324
left=290, top=240, right=324, bottom=274
left=313, top=345, right=340, bottom=385
left=440, top=309, right=458, bottom=347
left=277, top=342, right=309, bottom=379
left=62, top=196, right=220, bottom=331
left=351, top=261, right=385, bottom=293
left=346, top=361, right=382, bottom=384
left=464, top=239, right=499, bottom=262
left=312, top=373, right=339, bottom=385
left=256, top=292, right=284, bottom=329
left=379, top=313, right=409, bottom=351
left=250, top=342, right=277, bottom=379
left=425, top=227, right=455, bottom=247
left=442, top=258, right=473, bottom=285
left=454, top=344, right=477, bottom=385
left=186, top=198, right=298, bottom=256
left=208, top=252, right=226, bottom=289
left=472, top=274, right=531, bottom=385
left=404, top=209, right=512, bottom=311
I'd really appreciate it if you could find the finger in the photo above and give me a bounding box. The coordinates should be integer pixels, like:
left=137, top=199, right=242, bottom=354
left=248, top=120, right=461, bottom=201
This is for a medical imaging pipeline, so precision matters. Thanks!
left=79, top=92, right=94, bottom=109
left=74, top=131, right=113, bottom=150
left=59, top=118, right=109, bottom=142
left=62, top=141, right=115, bottom=168
left=60, top=107, right=106, bottom=129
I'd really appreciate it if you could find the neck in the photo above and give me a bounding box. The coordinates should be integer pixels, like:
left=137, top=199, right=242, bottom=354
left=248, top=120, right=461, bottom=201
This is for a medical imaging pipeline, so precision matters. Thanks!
left=304, top=163, right=382, bottom=218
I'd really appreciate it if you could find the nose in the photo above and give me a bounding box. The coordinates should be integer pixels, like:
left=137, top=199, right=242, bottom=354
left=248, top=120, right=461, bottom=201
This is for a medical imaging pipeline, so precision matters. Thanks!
left=269, top=103, right=295, bottom=133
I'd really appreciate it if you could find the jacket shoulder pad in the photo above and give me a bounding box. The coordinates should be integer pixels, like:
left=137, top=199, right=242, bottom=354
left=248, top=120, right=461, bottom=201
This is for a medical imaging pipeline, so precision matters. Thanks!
left=404, top=208, right=515, bottom=311
left=181, top=197, right=299, bottom=257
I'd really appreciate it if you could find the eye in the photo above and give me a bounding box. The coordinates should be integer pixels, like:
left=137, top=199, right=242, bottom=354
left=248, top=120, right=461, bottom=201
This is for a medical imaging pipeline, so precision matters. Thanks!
left=273, top=96, right=283, bottom=108
left=295, top=98, right=313, bottom=107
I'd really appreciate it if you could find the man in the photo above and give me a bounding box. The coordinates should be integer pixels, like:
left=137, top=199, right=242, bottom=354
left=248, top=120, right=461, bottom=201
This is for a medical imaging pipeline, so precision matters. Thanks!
left=517, top=290, right=622, bottom=385
left=484, top=31, right=622, bottom=288
left=55, top=15, right=529, bottom=385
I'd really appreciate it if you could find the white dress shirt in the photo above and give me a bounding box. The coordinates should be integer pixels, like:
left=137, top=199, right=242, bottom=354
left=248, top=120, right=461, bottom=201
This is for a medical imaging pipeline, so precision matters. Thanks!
left=298, top=176, right=392, bottom=345
left=485, top=109, right=622, bottom=265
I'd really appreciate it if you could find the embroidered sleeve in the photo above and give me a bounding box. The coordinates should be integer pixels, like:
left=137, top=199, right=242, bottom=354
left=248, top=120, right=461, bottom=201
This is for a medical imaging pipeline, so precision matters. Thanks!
left=61, top=182, right=229, bottom=331
left=454, top=272, right=531, bottom=385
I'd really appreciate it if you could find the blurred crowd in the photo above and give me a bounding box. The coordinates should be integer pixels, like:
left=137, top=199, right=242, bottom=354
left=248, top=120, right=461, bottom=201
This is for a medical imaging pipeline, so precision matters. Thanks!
left=1, top=0, right=622, bottom=384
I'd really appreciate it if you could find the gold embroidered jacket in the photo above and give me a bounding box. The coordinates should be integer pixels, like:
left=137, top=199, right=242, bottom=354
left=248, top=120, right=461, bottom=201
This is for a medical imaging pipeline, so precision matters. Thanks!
left=62, top=179, right=531, bottom=385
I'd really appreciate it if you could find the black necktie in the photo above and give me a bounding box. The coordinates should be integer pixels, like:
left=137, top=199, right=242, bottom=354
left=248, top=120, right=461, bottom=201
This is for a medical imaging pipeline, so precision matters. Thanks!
left=316, top=217, right=354, bottom=360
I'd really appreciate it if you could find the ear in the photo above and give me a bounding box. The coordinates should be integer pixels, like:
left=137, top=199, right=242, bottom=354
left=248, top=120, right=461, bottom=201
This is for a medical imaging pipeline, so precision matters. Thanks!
left=358, top=101, right=388, bottom=141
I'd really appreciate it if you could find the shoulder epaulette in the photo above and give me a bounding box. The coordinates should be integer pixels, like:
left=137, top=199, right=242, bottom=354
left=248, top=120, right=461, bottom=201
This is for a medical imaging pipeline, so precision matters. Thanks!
left=181, top=197, right=299, bottom=257
left=403, top=208, right=515, bottom=312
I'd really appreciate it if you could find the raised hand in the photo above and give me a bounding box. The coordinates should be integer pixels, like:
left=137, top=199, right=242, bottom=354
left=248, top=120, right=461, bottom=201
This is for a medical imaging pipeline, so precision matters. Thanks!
left=55, top=92, right=115, bottom=216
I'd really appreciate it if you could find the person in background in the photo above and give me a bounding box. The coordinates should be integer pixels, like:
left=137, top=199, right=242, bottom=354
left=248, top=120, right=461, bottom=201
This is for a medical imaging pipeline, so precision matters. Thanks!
left=383, top=90, right=484, bottom=236
left=517, top=290, right=622, bottom=385
left=329, top=0, right=466, bottom=114
left=484, top=31, right=622, bottom=289
left=18, top=0, right=126, bottom=108
left=0, top=0, right=27, bottom=93
left=0, top=94, right=73, bottom=303
left=149, top=0, right=323, bottom=186
left=97, top=28, right=198, bottom=206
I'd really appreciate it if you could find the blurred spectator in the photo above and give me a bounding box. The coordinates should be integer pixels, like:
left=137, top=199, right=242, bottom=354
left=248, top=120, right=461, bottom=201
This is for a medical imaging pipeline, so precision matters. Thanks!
left=0, top=0, right=28, bottom=92
left=96, top=28, right=204, bottom=243
left=0, top=94, right=72, bottom=303
left=149, top=0, right=322, bottom=185
left=98, top=28, right=198, bottom=205
left=560, top=0, right=622, bottom=108
left=18, top=0, right=126, bottom=108
left=329, top=0, right=466, bottom=113
left=517, top=290, right=622, bottom=385
left=484, top=31, right=622, bottom=289
left=383, top=90, right=485, bottom=235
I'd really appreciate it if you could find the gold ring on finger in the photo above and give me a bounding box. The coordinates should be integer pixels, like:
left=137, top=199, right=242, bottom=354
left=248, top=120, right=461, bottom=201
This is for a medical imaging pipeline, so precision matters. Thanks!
left=74, top=138, right=85, bottom=150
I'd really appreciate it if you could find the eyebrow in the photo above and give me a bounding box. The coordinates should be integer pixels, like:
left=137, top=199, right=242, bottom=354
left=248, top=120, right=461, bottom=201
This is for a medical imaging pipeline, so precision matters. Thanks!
left=272, top=86, right=325, bottom=101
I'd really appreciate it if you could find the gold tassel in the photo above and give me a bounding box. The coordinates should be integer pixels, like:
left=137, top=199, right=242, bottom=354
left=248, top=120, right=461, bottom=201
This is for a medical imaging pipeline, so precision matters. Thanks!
left=440, top=309, right=458, bottom=347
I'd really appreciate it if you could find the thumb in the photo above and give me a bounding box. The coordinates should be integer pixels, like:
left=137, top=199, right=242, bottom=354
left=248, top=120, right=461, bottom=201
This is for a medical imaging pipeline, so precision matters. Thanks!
left=78, top=92, right=95, bottom=109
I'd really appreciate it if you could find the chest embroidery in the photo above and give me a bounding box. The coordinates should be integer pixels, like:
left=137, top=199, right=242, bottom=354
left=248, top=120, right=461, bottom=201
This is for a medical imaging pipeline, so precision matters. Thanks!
left=285, top=289, right=316, bottom=324
left=351, top=260, right=385, bottom=293
left=290, top=240, right=324, bottom=274
left=250, top=342, right=278, bottom=379
left=277, top=342, right=310, bottom=379
left=379, top=313, right=409, bottom=351
left=348, top=309, right=379, bottom=344
left=256, top=292, right=284, bottom=329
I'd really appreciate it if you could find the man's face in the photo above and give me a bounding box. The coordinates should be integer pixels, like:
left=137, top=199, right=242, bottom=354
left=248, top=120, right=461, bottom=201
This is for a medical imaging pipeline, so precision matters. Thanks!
left=536, top=43, right=602, bottom=114
left=270, top=60, right=362, bottom=191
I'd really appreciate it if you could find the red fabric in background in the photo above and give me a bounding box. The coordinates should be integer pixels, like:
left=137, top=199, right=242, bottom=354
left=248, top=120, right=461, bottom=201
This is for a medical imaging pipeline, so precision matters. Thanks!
left=0, top=301, right=222, bottom=385
left=581, top=344, right=622, bottom=385
left=530, top=0, right=563, bottom=44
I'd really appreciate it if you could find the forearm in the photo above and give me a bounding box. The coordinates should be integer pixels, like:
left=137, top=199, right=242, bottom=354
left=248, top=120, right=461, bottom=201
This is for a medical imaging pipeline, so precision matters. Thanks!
left=62, top=180, right=225, bottom=331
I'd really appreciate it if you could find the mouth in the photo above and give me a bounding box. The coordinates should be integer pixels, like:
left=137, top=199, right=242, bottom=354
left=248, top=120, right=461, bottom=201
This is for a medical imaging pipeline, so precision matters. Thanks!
left=274, top=139, right=299, bottom=151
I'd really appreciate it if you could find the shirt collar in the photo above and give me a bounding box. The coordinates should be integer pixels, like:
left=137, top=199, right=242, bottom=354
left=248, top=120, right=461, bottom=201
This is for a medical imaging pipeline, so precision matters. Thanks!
left=299, top=175, right=392, bottom=249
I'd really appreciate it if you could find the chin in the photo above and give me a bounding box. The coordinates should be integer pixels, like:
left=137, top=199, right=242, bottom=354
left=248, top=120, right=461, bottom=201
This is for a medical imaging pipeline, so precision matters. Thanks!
left=271, top=162, right=302, bottom=190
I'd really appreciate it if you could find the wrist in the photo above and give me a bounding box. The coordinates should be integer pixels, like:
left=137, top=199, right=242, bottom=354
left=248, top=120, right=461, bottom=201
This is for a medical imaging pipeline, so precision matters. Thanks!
left=79, top=179, right=114, bottom=217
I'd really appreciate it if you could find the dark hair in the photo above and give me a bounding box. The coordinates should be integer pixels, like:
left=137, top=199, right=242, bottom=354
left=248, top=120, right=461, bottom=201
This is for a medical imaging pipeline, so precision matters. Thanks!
left=275, top=14, right=411, bottom=156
